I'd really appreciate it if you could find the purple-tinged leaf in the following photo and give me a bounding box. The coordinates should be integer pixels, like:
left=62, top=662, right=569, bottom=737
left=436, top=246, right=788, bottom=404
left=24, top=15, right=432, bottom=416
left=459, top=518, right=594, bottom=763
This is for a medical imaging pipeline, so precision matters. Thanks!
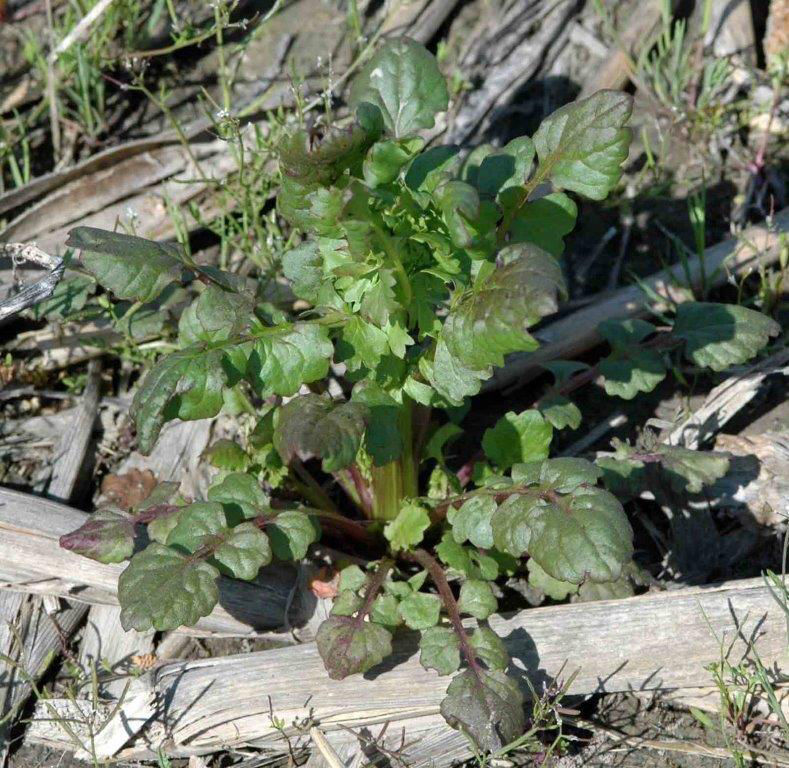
left=316, top=616, right=392, bottom=679
left=60, top=510, right=135, bottom=564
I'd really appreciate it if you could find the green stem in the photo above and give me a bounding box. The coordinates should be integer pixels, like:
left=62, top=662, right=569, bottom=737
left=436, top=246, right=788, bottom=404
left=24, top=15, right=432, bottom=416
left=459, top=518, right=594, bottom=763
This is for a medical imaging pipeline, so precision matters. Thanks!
left=370, top=399, right=418, bottom=521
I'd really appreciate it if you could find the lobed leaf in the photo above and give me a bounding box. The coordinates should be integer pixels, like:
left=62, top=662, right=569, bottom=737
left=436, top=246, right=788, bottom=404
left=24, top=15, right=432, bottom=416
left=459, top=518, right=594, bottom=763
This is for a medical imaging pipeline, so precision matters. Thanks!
left=448, top=496, right=496, bottom=549
left=274, top=394, right=369, bottom=472
left=457, top=579, right=497, bottom=619
left=442, top=244, right=566, bottom=370
left=67, top=227, right=183, bottom=304
left=59, top=510, right=135, bottom=564
left=420, top=626, right=461, bottom=675
left=384, top=503, right=431, bottom=551
left=469, top=627, right=509, bottom=670
left=118, top=543, right=219, bottom=631
left=398, top=591, right=441, bottom=629
left=482, top=410, right=553, bottom=470
left=179, top=285, right=253, bottom=345
left=510, top=192, right=577, bottom=257
left=532, top=90, right=633, bottom=200
left=316, top=616, right=392, bottom=679
left=673, top=303, right=780, bottom=371
left=441, top=669, right=525, bottom=752
left=350, top=37, right=449, bottom=138
left=269, top=509, right=320, bottom=560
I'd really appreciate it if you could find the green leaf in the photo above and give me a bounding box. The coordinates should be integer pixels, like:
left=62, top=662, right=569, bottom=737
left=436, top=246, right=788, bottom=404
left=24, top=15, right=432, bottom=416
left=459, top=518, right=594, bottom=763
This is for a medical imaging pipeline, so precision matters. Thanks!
left=118, top=543, right=219, bottom=631
left=179, top=285, right=252, bottom=345
left=278, top=176, right=345, bottom=237
left=274, top=394, right=369, bottom=472
left=131, top=348, right=225, bottom=454
left=282, top=242, right=323, bottom=303
left=539, top=394, right=582, bottom=430
left=490, top=494, right=539, bottom=557
left=482, top=410, right=553, bottom=470
left=340, top=316, right=390, bottom=371
left=513, top=457, right=602, bottom=493
left=166, top=501, right=228, bottom=551
left=211, top=523, right=271, bottom=580
left=269, top=509, right=320, bottom=560
left=147, top=506, right=183, bottom=545
left=532, top=90, right=633, bottom=200
left=204, top=440, right=250, bottom=472
left=510, top=192, right=578, bottom=257
left=350, top=37, right=449, bottom=138
left=59, top=510, right=135, bottom=564
left=339, top=564, right=367, bottom=592
left=352, top=383, right=403, bottom=466
left=363, top=137, right=424, bottom=187
left=659, top=446, right=730, bottom=494
left=576, top=574, right=634, bottom=601
left=469, top=627, right=509, bottom=671
left=67, top=227, right=183, bottom=303
left=405, top=146, right=462, bottom=196
left=32, top=274, right=94, bottom=320
left=420, top=626, right=461, bottom=675
left=442, top=244, right=565, bottom=369
left=673, top=303, right=780, bottom=371
left=435, top=180, right=480, bottom=248
left=458, top=579, right=497, bottom=619
left=384, top=503, right=431, bottom=551
left=526, top=559, right=578, bottom=600
left=422, top=339, right=489, bottom=406
left=207, top=473, right=268, bottom=519
left=332, top=590, right=363, bottom=616
left=448, top=496, right=495, bottom=549
left=398, top=591, right=441, bottom=629
left=370, top=593, right=401, bottom=628
left=526, top=486, right=633, bottom=584
left=316, top=616, right=392, bottom=679
left=477, top=137, right=535, bottom=200
left=599, top=349, right=667, bottom=399
left=249, top=323, right=333, bottom=397
left=441, top=669, right=525, bottom=752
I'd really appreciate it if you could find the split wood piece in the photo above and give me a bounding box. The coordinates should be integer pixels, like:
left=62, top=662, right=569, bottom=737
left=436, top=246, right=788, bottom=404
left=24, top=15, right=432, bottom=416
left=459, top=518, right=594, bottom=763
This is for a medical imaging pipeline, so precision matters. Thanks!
left=447, top=0, right=577, bottom=143
left=0, top=486, right=317, bottom=637
left=485, top=207, right=789, bottom=393
left=378, top=0, right=460, bottom=44
left=578, top=0, right=666, bottom=97
left=666, top=346, right=789, bottom=450
left=0, top=243, right=63, bottom=324
left=43, top=576, right=781, bottom=760
left=0, top=593, right=86, bottom=762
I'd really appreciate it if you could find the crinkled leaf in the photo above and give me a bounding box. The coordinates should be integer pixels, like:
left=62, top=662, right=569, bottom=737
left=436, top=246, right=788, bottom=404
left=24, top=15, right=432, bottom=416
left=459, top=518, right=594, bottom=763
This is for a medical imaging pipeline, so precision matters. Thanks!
left=420, top=626, right=461, bottom=675
left=282, top=242, right=323, bottom=303
left=118, top=543, right=219, bottom=631
left=526, top=487, right=633, bottom=584
left=469, top=627, right=509, bottom=671
left=350, top=37, right=449, bottom=138
left=441, top=669, right=525, bottom=752
left=422, top=339, right=489, bottom=406
left=576, top=574, right=634, bottom=601
left=673, top=303, right=780, bottom=371
left=539, top=394, right=582, bottom=430
left=316, top=616, right=392, bottom=679
left=458, top=579, right=497, bottom=619
left=274, top=394, right=368, bottom=472
left=269, top=509, right=320, bottom=560
left=67, top=227, right=183, bottom=303
left=398, top=591, right=441, bottom=629
left=59, top=510, right=135, bottom=564
left=339, top=564, right=367, bottom=592
left=179, top=285, right=252, bottom=345
left=533, top=90, right=632, bottom=200
left=510, top=193, right=578, bottom=257
left=332, top=590, right=364, bottom=616
left=449, top=496, right=495, bottom=549
left=131, top=348, right=225, bottom=454
left=599, top=318, right=656, bottom=348
left=249, top=323, right=333, bottom=397
left=370, top=593, right=401, bottom=628
left=490, top=494, right=539, bottom=557
left=384, top=503, right=431, bottom=551
left=435, top=180, right=480, bottom=248
left=443, top=244, right=565, bottom=369
left=204, top=439, right=250, bottom=472
left=339, top=316, right=390, bottom=371
left=405, top=145, right=462, bottom=196
left=482, top=410, right=553, bottom=470
left=526, top=558, right=578, bottom=600
left=278, top=176, right=344, bottom=237
left=32, top=274, right=94, bottom=320
left=512, top=457, right=602, bottom=493
left=166, top=501, right=228, bottom=552
left=207, top=472, right=269, bottom=519
left=659, top=446, right=730, bottom=494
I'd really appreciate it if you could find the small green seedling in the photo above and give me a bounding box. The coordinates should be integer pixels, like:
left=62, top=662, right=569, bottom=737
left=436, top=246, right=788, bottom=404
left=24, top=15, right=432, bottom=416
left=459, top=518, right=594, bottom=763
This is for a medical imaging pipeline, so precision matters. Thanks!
left=60, top=37, right=779, bottom=750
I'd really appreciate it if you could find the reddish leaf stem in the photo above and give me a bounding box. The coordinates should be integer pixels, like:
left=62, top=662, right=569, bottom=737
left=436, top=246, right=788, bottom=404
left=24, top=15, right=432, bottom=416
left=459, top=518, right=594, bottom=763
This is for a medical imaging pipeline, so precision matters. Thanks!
left=408, top=548, right=482, bottom=676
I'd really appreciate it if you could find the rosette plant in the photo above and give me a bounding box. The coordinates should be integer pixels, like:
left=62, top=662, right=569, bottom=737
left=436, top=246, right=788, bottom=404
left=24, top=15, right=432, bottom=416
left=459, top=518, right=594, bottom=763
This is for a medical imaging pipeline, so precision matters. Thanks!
left=60, top=37, right=779, bottom=749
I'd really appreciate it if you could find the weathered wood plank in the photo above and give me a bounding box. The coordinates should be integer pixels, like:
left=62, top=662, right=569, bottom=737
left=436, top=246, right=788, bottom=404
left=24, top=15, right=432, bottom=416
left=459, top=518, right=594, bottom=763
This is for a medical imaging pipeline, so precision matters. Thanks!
left=116, top=577, right=784, bottom=757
